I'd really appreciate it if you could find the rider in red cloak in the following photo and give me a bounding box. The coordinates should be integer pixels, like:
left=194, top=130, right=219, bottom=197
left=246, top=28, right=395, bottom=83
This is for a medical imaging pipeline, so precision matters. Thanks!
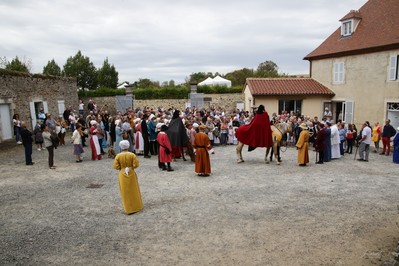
left=235, top=105, right=273, bottom=150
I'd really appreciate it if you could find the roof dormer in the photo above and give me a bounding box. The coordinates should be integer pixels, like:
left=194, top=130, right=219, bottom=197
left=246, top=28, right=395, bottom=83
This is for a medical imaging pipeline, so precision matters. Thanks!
left=340, top=10, right=362, bottom=37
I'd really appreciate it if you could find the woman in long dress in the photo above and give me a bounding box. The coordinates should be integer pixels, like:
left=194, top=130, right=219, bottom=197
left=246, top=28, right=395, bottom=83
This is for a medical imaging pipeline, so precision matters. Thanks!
left=113, top=140, right=143, bottom=214
left=114, top=120, right=123, bottom=154
left=89, top=120, right=102, bottom=160
left=135, top=120, right=144, bottom=155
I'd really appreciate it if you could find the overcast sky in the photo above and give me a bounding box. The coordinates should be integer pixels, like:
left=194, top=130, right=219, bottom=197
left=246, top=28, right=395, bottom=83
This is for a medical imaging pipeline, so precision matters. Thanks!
left=0, top=0, right=368, bottom=84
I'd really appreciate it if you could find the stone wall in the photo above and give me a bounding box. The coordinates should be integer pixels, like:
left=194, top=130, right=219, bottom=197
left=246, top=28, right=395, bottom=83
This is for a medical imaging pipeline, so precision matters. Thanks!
left=0, top=73, right=78, bottom=135
left=80, top=93, right=244, bottom=114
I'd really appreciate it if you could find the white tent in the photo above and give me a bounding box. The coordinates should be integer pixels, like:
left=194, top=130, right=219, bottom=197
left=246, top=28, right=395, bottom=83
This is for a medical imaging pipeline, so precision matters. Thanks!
left=198, top=76, right=232, bottom=87
left=198, top=77, right=214, bottom=86
left=117, top=82, right=129, bottom=89
left=212, top=75, right=232, bottom=87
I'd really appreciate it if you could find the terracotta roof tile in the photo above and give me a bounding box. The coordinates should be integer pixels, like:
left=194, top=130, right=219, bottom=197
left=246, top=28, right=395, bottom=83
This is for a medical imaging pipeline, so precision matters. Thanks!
left=246, top=78, right=335, bottom=96
left=304, top=0, right=399, bottom=60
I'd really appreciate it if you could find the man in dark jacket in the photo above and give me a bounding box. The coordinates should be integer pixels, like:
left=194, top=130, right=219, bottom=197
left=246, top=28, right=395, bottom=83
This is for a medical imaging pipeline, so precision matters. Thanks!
left=141, top=114, right=151, bottom=158
left=166, top=110, right=189, bottom=161
left=63, top=106, right=71, bottom=126
left=315, top=123, right=326, bottom=164
left=380, top=119, right=397, bottom=155
left=20, top=121, right=34, bottom=165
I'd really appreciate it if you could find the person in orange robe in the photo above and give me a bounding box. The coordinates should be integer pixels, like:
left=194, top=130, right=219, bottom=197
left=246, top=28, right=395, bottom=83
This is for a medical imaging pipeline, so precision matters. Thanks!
left=296, top=123, right=310, bottom=166
left=193, top=124, right=211, bottom=176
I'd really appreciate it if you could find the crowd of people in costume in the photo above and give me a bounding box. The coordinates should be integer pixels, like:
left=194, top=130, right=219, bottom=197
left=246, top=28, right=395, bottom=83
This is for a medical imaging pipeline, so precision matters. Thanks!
left=15, top=101, right=399, bottom=215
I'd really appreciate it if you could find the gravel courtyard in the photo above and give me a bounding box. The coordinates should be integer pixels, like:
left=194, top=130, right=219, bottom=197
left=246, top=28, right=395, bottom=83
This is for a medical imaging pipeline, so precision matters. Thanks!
left=0, top=138, right=398, bottom=265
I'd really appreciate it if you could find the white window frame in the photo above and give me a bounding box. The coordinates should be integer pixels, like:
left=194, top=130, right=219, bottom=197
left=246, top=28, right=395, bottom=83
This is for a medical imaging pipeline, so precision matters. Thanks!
left=341, top=20, right=353, bottom=36
left=333, top=62, right=345, bottom=84
left=388, top=55, right=399, bottom=81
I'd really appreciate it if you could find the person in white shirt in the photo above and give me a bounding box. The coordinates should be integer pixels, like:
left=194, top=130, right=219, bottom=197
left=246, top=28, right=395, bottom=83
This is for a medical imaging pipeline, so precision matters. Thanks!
left=358, top=122, right=372, bottom=162
left=330, top=120, right=341, bottom=159
left=79, top=100, right=84, bottom=116
left=69, top=113, right=77, bottom=132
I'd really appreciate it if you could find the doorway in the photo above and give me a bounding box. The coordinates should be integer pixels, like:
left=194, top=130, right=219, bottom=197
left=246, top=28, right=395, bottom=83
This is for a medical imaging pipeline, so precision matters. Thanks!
left=387, top=102, right=399, bottom=131
left=29, top=101, right=48, bottom=129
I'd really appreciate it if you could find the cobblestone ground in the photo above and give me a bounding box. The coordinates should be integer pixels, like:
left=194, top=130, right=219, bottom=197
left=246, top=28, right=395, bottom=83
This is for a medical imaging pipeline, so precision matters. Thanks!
left=0, top=137, right=398, bottom=265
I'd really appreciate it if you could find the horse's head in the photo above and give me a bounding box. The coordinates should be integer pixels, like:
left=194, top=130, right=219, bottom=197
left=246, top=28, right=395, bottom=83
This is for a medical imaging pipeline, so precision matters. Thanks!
left=276, top=121, right=293, bottom=134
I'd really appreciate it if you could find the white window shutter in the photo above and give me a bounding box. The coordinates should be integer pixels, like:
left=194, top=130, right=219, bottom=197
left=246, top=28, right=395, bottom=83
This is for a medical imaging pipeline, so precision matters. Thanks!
left=343, top=100, right=354, bottom=124
left=333, top=63, right=339, bottom=83
left=43, top=101, right=49, bottom=113
left=389, top=56, right=397, bottom=80
left=340, top=62, right=345, bottom=83
left=29, top=102, right=36, bottom=129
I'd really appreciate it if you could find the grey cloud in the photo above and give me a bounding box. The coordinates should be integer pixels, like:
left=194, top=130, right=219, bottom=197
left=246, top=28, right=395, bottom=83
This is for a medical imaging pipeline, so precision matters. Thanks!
left=0, top=0, right=368, bottom=83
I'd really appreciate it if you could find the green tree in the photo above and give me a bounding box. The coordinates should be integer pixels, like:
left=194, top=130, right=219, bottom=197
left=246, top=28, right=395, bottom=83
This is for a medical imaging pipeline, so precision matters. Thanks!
left=132, top=78, right=160, bottom=89
left=97, top=58, right=118, bottom=88
left=187, top=72, right=211, bottom=84
left=225, top=68, right=255, bottom=86
left=5, top=56, right=30, bottom=73
left=62, top=51, right=98, bottom=90
left=43, top=59, right=61, bottom=76
left=256, top=60, right=279, bottom=77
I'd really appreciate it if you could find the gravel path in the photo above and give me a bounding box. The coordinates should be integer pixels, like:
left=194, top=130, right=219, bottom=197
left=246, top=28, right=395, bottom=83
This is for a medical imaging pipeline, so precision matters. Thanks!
left=0, top=138, right=398, bottom=265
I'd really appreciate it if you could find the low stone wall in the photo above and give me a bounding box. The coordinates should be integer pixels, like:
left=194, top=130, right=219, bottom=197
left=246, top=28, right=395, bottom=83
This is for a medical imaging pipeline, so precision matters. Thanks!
left=80, top=93, right=244, bottom=114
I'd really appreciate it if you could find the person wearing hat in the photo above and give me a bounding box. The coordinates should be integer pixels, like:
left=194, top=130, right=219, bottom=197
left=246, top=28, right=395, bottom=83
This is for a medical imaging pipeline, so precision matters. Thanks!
left=296, top=123, right=310, bottom=166
left=193, top=124, right=211, bottom=176
left=89, top=120, right=102, bottom=160
left=393, top=126, right=399, bottom=163
left=156, top=125, right=174, bottom=171
left=113, top=140, right=143, bottom=215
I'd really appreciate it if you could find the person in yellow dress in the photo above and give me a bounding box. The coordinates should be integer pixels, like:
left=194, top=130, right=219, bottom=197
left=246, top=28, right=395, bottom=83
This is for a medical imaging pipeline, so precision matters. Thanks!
left=113, top=140, right=143, bottom=215
left=296, top=123, right=310, bottom=166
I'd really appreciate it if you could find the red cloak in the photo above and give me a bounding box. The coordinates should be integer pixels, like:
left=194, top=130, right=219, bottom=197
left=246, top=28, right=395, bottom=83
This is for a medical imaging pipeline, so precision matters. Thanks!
left=235, top=112, right=273, bottom=147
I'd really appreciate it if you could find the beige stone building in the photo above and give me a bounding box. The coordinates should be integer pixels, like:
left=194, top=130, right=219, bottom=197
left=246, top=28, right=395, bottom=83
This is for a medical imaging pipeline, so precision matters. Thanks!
left=304, top=0, right=399, bottom=129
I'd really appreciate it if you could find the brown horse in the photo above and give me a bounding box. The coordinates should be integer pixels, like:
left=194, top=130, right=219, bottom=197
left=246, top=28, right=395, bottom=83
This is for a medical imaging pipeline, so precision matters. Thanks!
left=236, top=121, right=292, bottom=165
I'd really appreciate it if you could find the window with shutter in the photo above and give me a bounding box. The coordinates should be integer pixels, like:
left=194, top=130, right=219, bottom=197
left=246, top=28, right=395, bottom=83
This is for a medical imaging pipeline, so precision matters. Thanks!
left=333, top=62, right=345, bottom=84
left=388, top=55, right=398, bottom=81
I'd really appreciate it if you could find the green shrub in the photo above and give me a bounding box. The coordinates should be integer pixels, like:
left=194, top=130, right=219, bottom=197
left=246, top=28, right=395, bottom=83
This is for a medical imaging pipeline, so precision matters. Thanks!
left=197, top=85, right=243, bottom=94
left=76, top=84, right=243, bottom=99
left=133, top=86, right=191, bottom=100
